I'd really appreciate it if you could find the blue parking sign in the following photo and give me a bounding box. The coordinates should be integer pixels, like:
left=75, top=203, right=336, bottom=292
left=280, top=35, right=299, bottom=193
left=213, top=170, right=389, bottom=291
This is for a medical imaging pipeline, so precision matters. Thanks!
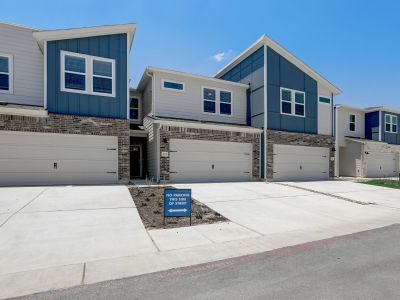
left=164, top=189, right=192, bottom=217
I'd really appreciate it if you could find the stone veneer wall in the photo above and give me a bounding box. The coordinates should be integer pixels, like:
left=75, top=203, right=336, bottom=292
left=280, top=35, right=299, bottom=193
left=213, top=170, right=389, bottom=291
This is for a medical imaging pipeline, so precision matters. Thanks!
left=159, top=125, right=260, bottom=182
left=266, top=129, right=335, bottom=180
left=0, top=113, right=130, bottom=182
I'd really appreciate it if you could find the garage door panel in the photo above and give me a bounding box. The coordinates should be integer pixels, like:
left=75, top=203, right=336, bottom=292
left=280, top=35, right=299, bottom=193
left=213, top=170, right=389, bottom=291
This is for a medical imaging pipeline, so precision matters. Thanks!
left=169, top=139, right=252, bottom=183
left=273, top=145, right=329, bottom=181
left=365, top=151, right=397, bottom=177
left=0, top=131, right=118, bottom=186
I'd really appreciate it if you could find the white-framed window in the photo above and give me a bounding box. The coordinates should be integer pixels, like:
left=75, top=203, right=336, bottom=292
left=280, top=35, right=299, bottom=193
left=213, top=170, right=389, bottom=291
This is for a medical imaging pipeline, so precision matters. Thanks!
left=162, top=79, right=185, bottom=92
left=349, top=114, right=356, bottom=132
left=202, top=87, right=233, bottom=116
left=385, top=113, right=398, bottom=133
left=0, top=53, right=13, bottom=94
left=202, top=87, right=216, bottom=114
left=219, top=90, right=232, bottom=116
left=280, top=87, right=305, bottom=117
left=129, top=97, right=140, bottom=120
left=60, top=50, right=115, bottom=97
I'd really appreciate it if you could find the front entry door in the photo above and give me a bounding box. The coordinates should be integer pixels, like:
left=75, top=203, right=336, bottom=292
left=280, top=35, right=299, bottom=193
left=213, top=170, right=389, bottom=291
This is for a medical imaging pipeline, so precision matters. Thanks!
left=130, top=145, right=142, bottom=178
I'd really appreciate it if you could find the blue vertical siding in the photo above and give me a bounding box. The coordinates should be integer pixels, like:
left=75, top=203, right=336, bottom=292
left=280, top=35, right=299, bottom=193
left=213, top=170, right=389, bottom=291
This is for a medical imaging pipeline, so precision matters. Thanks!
left=365, top=111, right=380, bottom=141
left=47, top=33, right=128, bottom=119
left=381, top=111, right=400, bottom=145
left=267, top=47, right=318, bottom=134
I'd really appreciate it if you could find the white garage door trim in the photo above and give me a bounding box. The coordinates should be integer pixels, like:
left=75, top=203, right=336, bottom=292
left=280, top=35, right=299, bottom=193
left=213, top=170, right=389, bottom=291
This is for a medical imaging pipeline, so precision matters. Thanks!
left=273, top=144, right=330, bottom=181
left=0, top=131, right=118, bottom=186
left=169, top=139, right=252, bottom=183
left=365, top=151, right=398, bottom=178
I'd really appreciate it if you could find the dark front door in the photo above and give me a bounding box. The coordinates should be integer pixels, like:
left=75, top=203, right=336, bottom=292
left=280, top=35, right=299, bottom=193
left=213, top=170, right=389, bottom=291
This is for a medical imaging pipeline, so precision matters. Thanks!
left=130, top=145, right=142, bottom=178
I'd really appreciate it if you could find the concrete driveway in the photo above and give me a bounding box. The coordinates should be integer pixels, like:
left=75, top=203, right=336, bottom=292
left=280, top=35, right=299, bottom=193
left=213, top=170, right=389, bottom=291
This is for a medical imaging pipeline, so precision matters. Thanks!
left=284, top=180, right=400, bottom=209
left=174, top=182, right=399, bottom=236
left=0, top=185, right=157, bottom=275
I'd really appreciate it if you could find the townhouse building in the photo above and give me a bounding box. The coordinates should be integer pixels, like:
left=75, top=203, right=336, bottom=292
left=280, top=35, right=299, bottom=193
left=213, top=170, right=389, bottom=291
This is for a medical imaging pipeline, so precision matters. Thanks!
left=335, top=105, right=400, bottom=178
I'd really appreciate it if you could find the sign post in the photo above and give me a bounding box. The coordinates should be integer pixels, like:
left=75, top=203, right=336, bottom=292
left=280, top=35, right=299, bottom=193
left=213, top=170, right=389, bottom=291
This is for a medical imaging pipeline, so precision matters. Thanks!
left=164, top=189, right=192, bottom=226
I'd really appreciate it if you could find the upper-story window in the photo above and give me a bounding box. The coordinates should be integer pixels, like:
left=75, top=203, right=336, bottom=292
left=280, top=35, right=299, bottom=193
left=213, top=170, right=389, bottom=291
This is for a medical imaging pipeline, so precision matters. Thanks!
left=61, top=51, right=115, bottom=97
left=162, top=79, right=185, bottom=92
left=385, top=114, right=398, bottom=133
left=130, top=97, right=140, bottom=120
left=0, top=54, right=13, bottom=94
left=280, top=88, right=305, bottom=117
left=349, top=114, right=356, bottom=132
left=202, top=87, right=232, bottom=116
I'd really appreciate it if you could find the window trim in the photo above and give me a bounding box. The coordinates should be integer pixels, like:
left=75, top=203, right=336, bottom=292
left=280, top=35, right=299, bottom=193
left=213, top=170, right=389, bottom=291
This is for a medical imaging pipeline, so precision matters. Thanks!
left=60, top=50, right=116, bottom=98
left=129, top=96, right=141, bottom=121
left=201, top=86, right=233, bottom=117
left=161, top=79, right=185, bottom=92
left=0, top=53, right=13, bottom=94
left=280, top=87, right=305, bottom=118
left=349, top=114, right=356, bottom=132
left=384, top=113, right=398, bottom=133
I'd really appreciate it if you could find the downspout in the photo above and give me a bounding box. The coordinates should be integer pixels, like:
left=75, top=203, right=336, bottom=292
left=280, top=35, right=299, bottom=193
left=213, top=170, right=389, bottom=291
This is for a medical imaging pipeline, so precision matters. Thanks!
left=263, top=42, right=268, bottom=181
left=334, top=105, right=339, bottom=177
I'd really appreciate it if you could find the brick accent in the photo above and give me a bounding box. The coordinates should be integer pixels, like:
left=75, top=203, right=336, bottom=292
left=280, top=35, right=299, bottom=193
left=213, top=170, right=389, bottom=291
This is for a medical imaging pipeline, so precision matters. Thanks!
left=159, top=125, right=260, bottom=182
left=266, top=129, right=335, bottom=180
left=0, top=113, right=130, bottom=182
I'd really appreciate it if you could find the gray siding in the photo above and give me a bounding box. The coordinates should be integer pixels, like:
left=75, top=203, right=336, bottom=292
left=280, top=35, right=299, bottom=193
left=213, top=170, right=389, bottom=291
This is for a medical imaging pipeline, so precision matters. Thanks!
left=47, top=34, right=128, bottom=119
left=143, top=117, right=158, bottom=180
left=142, top=80, right=153, bottom=117
left=152, top=71, right=247, bottom=125
left=0, top=23, right=44, bottom=106
left=267, top=47, right=318, bottom=134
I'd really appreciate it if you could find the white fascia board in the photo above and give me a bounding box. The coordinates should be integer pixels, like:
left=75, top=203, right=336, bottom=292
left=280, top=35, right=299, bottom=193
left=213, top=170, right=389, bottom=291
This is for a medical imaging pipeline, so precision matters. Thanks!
left=146, top=67, right=249, bottom=89
left=0, top=21, right=39, bottom=31
left=366, top=106, right=400, bottom=115
left=335, top=104, right=367, bottom=112
left=33, top=23, right=136, bottom=52
left=215, top=35, right=341, bottom=96
left=152, top=119, right=262, bottom=134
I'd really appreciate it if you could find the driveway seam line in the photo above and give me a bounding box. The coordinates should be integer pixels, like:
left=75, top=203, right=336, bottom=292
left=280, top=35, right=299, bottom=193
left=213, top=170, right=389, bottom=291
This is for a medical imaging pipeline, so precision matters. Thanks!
left=192, top=227, right=217, bottom=244
left=0, top=187, right=49, bottom=228
left=275, top=183, right=374, bottom=206
left=81, top=263, right=86, bottom=285
left=145, top=230, right=161, bottom=252
left=21, top=207, right=135, bottom=214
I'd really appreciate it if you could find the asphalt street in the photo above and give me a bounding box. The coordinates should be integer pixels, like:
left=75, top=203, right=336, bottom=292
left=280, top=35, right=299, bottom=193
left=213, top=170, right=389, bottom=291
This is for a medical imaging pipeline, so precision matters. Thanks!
left=15, top=224, right=400, bottom=300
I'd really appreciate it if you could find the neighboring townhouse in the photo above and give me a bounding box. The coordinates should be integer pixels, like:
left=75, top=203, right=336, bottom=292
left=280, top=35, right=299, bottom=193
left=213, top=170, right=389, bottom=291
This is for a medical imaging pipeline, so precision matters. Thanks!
left=215, top=35, right=341, bottom=181
left=0, top=22, right=136, bottom=186
left=335, top=105, right=400, bottom=178
left=135, top=67, right=262, bottom=183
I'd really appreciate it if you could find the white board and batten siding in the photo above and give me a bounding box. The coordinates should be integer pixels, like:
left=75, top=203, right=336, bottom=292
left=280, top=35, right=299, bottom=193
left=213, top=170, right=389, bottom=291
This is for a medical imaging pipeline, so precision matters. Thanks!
left=317, top=84, right=333, bottom=136
left=0, top=23, right=44, bottom=106
left=152, top=70, right=248, bottom=125
left=169, top=139, right=252, bottom=183
left=273, top=145, right=330, bottom=181
left=0, top=131, right=118, bottom=186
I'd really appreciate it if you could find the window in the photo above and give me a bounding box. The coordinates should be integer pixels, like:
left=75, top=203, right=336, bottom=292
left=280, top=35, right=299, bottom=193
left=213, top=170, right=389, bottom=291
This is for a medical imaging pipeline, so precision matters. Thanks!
left=319, top=96, right=331, bottom=104
left=220, top=90, right=232, bottom=115
left=385, top=114, right=398, bottom=133
left=162, top=79, right=184, bottom=92
left=349, top=114, right=356, bottom=132
left=130, top=98, right=140, bottom=120
left=280, top=88, right=305, bottom=117
left=61, top=51, right=115, bottom=97
left=203, top=87, right=216, bottom=113
left=0, top=54, right=13, bottom=94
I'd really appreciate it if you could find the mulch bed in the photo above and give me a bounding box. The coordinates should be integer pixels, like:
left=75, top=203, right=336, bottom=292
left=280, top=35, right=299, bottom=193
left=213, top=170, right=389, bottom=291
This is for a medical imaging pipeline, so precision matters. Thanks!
left=128, top=186, right=228, bottom=229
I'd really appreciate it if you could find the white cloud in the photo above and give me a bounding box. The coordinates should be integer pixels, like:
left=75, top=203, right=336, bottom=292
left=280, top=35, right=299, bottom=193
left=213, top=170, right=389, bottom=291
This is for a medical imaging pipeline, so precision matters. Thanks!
left=211, top=49, right=234, bottom=62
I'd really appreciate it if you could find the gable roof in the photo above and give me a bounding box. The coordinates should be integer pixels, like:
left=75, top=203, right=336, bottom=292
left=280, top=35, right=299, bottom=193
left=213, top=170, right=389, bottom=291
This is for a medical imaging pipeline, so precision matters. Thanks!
left=335, top=104, right=400, bottom=115
left=33, top=23, right=136, bottom=53
left=214, top=35, right=342, bottom=95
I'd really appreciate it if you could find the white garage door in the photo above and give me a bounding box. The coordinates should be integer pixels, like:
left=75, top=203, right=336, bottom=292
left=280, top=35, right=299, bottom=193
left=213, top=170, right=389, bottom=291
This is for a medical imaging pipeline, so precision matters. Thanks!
left=273, top=145, right=330, bottom=181
left=365, top=151, right=397, bottom=178
left=169, top=139, right=252, bottom=183
left=0, top=131, right=118, bottom=186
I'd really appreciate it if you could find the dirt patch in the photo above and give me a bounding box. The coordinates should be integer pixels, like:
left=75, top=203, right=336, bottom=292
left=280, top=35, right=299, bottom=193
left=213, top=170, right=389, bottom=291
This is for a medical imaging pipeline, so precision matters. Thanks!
left=128, top=186, right=228, bottom=229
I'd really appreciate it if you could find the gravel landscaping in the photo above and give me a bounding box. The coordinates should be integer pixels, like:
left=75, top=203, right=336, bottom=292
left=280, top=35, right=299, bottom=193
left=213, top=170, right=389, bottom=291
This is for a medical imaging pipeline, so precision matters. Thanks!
left=128, top=186, right=228, bottom=229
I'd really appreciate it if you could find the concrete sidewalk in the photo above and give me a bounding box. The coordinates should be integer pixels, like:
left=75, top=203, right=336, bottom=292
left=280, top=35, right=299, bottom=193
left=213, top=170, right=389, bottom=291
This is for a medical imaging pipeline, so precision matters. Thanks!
left=1, top=182, right=400, bottom=299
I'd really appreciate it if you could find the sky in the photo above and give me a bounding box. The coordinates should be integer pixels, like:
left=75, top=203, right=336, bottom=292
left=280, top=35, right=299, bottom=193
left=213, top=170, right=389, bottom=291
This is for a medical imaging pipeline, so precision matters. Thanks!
left=1, top=0, right=400, bottom=107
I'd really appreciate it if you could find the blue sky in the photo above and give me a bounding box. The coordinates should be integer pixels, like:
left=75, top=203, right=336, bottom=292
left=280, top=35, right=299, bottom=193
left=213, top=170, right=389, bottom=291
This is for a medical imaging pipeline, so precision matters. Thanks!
left=2, top=0, right=400, bottom=107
